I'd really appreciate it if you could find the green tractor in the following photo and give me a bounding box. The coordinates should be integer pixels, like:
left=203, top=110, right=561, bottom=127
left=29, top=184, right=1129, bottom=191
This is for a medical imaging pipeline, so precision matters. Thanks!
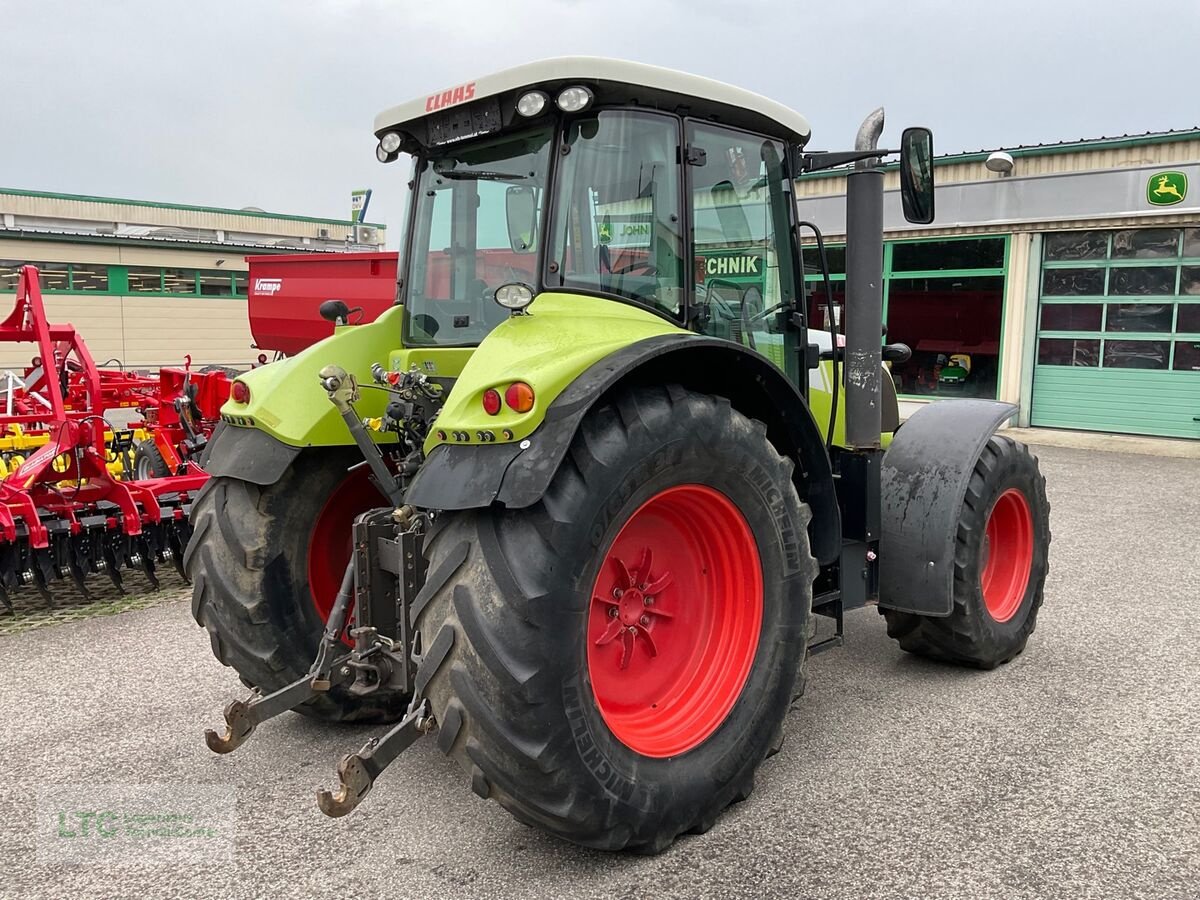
left=189, top=58, right=1051, bottom=853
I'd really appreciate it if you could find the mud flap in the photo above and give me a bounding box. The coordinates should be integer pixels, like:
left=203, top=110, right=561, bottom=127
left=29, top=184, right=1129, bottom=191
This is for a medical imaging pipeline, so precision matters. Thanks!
left=878, top=400, right=1017, bottom=616
left=200, top=424, right=301, bottom=485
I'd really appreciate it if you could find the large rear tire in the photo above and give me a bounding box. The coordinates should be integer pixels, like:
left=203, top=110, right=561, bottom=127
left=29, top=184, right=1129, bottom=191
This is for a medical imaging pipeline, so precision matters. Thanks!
left=412, top=385, right=816, bottom=852
left=881, top=435, right=1050, bottom=668
left=185, top=449, right=409, bottom=722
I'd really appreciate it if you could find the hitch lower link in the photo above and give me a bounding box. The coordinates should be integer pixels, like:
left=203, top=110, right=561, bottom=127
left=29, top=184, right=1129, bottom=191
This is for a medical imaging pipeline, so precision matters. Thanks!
left=204, top=534, right=434, bottom=817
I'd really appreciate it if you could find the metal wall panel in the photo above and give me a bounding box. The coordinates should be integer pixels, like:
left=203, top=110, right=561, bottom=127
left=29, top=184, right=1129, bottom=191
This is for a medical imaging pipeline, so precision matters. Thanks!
left=1030, top=368, right=1200, bottom=439
left=794, top=139, right=1200, bottom=199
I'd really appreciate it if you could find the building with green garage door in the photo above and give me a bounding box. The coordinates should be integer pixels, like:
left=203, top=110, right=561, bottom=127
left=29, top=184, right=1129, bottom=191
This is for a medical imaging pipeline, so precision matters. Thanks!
left=1033, top=228, right=1200, bottom=438
left=794, top=128, right=1200, bottom=441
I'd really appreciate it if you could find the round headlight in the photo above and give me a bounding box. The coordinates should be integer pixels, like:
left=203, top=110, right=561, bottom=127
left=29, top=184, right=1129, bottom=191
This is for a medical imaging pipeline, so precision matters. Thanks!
left=555, top=86, right=593, bottom=113
left=516, top=91, right=548, bottom=117
left=494, top=282, right=535, bottom=312
left=380, top=131, right=403, bottom=153
left=376, top=144, right=391, bottom=163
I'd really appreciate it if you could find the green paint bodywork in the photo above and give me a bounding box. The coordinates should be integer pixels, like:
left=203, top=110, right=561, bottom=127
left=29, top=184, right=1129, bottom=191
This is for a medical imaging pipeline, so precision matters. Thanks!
left=223, top=304, right=471, bottom=446
left=418, top=293, right=684, bottom=452
left=221, top=292, right=894, bottom=451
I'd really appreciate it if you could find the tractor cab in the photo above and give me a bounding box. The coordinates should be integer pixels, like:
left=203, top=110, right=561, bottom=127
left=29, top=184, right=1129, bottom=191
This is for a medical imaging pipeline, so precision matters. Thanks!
left=374, top=58, right=812, bottom=372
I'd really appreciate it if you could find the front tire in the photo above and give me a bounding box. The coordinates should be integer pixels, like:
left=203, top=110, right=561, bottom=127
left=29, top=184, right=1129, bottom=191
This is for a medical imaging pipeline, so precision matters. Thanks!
left=185, top=449, right=409, bottom=722
left=881, top=435, right=1051, bottom=668
left=412, top=386, right=816, bottom=852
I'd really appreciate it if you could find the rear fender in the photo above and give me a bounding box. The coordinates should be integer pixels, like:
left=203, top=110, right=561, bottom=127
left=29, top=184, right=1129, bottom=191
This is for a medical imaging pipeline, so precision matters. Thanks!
left=878, top=399, right=1018, bottom=616
left=406, top=335, right=842, bottom=566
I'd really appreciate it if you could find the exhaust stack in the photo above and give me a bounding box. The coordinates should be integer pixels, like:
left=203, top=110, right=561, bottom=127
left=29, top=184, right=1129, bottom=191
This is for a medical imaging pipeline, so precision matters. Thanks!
left=843, top=108, right=886, bottom=450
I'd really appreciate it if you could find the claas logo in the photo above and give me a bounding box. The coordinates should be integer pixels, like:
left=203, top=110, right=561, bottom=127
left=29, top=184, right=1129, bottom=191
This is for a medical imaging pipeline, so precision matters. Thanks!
left=426, top=82, right=477, bottom=113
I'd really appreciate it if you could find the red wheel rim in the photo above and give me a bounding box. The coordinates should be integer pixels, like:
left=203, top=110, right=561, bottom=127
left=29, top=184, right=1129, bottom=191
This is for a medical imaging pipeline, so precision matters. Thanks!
left=981, top=488, right=1034, bottom=623
left=307, top=467, right=385, bottom=640
left=587, top=484, right=763, bottom=758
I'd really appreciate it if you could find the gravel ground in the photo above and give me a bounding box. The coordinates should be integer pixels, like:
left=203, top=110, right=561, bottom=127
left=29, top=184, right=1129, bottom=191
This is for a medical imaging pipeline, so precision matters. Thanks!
left=0, top=444, right=1196, bottom=899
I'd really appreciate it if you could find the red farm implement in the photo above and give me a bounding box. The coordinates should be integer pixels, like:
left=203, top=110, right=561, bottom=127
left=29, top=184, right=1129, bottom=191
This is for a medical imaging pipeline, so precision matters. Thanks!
left=247, top=252, right=397, bottom=355
left=0, top=265, right=232, bottom=607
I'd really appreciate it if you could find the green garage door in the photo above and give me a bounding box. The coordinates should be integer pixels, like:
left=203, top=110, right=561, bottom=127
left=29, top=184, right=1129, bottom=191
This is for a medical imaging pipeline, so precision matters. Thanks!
left=1032, top=228, right=1200, bottom=439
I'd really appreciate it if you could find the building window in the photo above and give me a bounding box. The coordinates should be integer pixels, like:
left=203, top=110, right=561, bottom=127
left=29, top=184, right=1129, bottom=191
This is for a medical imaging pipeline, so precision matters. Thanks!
left=801, top=236, right=1009, bottom=399
left=37, top=263, right=70, bottom=292
left=0, top=260, right=111, bottom=293
left=1037, top=228, right=1200, bottom=372
left=127, top=267, right=163, bottom=292
left=198, top=270, right=235, bottom=296
left=0, top=261, right=243, bottom=297
left=70, top=265, right=109, bottom=291
left=891, top=237, right=1004, bottom=272
left=885, top=273, right=1005, bottom=399
left=163, top=268, right=195, bottom=294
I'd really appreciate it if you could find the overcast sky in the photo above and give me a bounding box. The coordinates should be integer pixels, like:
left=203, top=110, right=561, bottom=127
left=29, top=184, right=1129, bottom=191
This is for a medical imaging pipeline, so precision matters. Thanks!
left=5, top=0, right=1196, bottom=244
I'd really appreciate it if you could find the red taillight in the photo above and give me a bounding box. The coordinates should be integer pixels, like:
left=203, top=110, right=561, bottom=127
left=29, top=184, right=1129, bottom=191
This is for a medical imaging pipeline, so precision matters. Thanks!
left=231, top=381, right=250, bottom=404
left=482, top=388, right=502, bottom=416
left=505, top=382, right=535, bottom=413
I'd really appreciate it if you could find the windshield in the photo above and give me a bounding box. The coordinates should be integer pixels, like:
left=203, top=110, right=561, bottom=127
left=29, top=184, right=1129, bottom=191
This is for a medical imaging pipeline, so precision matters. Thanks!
left=405, top=127, right=552, bottom=345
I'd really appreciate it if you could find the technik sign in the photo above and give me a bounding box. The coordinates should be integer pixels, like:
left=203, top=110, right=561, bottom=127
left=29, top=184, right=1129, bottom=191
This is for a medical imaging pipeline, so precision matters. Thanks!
left=697, top=251, right=766, bottom=282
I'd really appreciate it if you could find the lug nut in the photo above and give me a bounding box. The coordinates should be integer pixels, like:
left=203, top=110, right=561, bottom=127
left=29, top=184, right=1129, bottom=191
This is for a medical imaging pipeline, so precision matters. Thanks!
left=639, top=615, right=650, bottom=626
left=644, top=596, right=654, bottom=605
left=608, top=607, right=618, bottom=618
left=627, top=626, right=637, bottom=635
left=613, top=588, right=623, bottom=599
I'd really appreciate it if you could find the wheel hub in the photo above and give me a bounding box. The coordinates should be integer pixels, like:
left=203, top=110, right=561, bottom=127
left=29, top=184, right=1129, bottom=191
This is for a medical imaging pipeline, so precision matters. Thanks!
left=980, top=487, right=1034, bottom=623
left=592, top=550, right=674, bottom=670
left=586, top=484, right=763, bottom=758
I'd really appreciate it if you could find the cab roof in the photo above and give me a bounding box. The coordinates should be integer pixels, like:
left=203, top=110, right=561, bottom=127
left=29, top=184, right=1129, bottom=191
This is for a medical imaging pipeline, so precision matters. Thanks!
left=374, top=57, right=812, bottom=150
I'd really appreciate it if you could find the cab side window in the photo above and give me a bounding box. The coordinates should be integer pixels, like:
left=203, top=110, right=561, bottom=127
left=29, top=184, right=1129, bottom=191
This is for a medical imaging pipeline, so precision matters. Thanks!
left=549, top=111, right=685, bottom=316
left=688, top=123, right=797, bottom=369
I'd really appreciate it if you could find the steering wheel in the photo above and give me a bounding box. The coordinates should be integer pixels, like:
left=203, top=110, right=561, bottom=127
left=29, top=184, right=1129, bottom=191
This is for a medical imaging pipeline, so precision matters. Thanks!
left=739, top=287, right=765, bottom=350
left=611, top=260, right=658, bottom=277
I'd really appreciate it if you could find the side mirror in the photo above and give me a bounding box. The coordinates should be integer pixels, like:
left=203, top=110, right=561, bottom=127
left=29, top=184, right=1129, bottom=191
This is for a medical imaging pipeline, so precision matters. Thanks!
left=899, top=127, right=935, bottom=225
left=504, top=185, right=538, bottom=253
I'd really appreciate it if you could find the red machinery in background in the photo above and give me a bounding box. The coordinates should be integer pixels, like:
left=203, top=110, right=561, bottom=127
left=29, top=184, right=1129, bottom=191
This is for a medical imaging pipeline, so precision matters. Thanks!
left=247, top=251, right=397, bottom=356
left=0, top=266, right=232, bottom=606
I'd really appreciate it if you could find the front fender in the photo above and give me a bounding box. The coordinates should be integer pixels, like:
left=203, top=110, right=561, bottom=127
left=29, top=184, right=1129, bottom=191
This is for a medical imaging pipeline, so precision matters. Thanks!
left=878, top=399, right=1018, bottom=616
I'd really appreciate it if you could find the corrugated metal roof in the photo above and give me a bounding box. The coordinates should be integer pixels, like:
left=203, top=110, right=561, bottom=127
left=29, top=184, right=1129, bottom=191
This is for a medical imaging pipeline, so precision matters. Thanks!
left=802, top=127, right=1200, bottom=180
left=0, top=187, right=387, bottom=230
left=950, top=126, right=1200, bottom=159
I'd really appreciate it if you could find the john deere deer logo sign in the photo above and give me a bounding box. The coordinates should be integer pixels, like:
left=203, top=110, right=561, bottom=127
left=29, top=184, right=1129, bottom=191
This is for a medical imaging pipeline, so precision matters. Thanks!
left=1147, top=171, right=1187, bottom=206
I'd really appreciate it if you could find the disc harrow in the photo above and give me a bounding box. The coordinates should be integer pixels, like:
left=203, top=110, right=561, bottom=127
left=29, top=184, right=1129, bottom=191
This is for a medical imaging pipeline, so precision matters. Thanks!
left=0, top=265, right=232, bottom=609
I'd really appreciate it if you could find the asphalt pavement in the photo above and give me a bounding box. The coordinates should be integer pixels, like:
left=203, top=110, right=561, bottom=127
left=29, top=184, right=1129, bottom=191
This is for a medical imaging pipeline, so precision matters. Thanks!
left=0, top=444, right=1197, bottom=899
